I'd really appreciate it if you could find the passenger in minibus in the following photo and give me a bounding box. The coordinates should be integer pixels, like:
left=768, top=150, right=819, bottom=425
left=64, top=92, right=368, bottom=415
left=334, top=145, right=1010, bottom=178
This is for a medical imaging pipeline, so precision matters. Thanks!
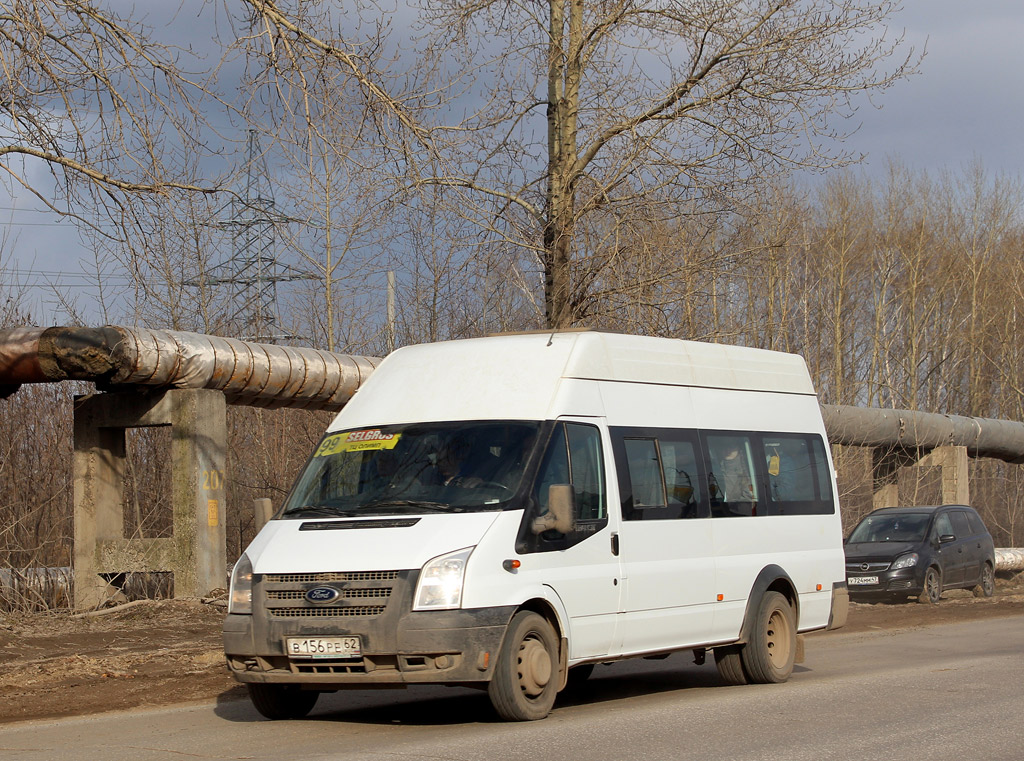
left=718, top=444, right=756, bottom=516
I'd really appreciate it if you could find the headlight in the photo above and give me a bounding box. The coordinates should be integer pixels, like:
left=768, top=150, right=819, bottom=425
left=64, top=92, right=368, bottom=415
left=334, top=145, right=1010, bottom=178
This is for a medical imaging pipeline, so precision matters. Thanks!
left=413, top=547, right=473, bottom=610
left=891, top=552, right=918, bottom=570
left=228, top=553, right=253, bottom=614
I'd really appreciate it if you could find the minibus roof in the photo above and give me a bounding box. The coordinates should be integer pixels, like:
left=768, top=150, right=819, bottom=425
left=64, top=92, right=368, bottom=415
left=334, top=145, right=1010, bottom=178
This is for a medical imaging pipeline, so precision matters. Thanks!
left=330, top=332, right=816, bottom=429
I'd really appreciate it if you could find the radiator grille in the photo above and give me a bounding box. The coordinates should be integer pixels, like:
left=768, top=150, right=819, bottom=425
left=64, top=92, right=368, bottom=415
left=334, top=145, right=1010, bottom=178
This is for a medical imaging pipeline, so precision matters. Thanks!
left=266, top=589, right=391, bottom=601
left=268, top=605, right=387, bottom=618
left=265, top=571, right=399, bottom=583
left=846, top=562, right=890, bottom=573
left=259, top=569, right=405, bottom=620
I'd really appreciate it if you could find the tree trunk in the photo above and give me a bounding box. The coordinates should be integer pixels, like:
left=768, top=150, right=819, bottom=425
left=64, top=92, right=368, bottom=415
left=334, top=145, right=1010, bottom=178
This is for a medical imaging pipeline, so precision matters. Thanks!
left=543, top=0, right=582, bottom=329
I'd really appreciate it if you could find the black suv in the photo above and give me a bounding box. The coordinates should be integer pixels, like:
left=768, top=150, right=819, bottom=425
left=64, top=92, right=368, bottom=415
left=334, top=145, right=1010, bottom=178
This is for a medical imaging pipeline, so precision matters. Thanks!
left=844, top=505, right=996, bottom=603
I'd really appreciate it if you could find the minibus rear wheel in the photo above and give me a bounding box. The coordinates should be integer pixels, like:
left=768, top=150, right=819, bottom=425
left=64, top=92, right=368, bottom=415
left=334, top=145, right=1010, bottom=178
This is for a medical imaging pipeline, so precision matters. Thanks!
left=740, top=591, right=796, bottom=684
left=488, top=611, right=559, bottom=721
left=247, top=683, right=320, bottom=720
left=713, top=646, right=749, bottom=685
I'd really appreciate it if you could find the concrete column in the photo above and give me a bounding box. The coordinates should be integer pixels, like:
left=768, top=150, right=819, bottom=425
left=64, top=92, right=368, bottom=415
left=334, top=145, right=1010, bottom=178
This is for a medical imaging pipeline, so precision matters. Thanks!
left=170, top=388, right=227, bottom=599
left=869, top=444, right=970, bottom=513
left=872, top=483, right=899, bottom=510
left=73, top=396, right=129, bottom=609
left=73, top=389, right=226, bottom=609
left=916, top=445, right=970, bottom=505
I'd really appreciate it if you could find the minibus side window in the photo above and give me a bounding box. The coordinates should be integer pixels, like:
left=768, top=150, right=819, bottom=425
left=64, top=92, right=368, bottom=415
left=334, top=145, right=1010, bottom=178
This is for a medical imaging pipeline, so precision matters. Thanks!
left=811, top=438, right=835, bottom=512
left=623, top=439, right=666, bottom=509
left=705, top=434, right=759, bottom=517
left=534, top=424, right=569, bottom=515
left=761, top=434, right=835, bottom=515
left=660, top=438, right=708, bottom=519
left=566, top=423, right=607, bottom=521
left=611, top=428, right=709, bottom=521
left=519, top=422, right=608, bottom=553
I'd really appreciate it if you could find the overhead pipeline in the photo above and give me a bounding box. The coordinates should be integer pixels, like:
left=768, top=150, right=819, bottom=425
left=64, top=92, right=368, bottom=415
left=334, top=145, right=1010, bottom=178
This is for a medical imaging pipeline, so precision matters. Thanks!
left=819, top=404, right=1024, bottom=465
left=5, top=326, right=1024, bottom=462
left=0, top=326, right=380, bottom=411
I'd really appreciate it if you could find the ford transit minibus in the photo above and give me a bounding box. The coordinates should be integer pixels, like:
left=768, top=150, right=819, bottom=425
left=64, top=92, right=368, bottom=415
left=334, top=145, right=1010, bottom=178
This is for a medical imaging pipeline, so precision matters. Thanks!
left=224, top=332, right=849, bottom=720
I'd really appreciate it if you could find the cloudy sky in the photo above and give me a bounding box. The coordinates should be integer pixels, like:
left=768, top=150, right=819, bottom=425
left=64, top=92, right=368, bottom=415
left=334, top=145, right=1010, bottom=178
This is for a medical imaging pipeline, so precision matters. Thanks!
left=845, top=0, right=1024, bottom=174
left=3, top=0, right=1023, bottom=325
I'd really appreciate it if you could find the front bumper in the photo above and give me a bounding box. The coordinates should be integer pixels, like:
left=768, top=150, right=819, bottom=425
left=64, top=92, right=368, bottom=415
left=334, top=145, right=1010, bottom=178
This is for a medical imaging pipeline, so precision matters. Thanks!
left=224, top=607, right=515, bottom=686
left=846, top=565, right=924, bottom=599
left=223, top=566, right=516, bottom=687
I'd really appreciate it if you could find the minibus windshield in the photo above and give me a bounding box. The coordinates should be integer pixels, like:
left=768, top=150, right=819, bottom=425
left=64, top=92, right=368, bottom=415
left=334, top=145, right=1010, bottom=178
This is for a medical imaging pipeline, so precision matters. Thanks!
left=281, top=421, right=541, bottom=517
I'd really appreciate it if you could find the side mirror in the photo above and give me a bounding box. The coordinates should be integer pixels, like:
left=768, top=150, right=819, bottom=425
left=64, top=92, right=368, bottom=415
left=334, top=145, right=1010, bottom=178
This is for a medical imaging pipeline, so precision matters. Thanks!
left=531, top=484, right=576, bottom=535
left=254, top=497, right=274, bottom=531
left=938, top=533, right=956, bottom=544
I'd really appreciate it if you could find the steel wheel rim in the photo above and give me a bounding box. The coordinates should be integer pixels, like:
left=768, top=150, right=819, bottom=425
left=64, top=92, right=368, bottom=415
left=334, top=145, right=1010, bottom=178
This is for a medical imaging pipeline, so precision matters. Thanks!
left=765, top=608, right=791, bottom=669
left=517, top=633, right=552, bottom=697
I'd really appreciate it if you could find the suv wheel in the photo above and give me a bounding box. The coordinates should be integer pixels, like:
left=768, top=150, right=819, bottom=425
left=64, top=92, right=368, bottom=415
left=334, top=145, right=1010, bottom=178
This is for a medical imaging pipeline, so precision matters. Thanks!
left=918, top=567, right=942, bottom=604
left=973, top=563, right=995, bottom=598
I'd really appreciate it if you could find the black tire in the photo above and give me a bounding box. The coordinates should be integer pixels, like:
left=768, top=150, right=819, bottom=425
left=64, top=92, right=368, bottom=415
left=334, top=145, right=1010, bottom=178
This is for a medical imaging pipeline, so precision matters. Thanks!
left=973, top=563, right=995, bottom=598
left=918, top=567, right=942, bottom=604
left=713, top=645, right=749, bottom=685
left=740, top=591, right=796, bottom=684
left=247, top=683, right=320, bottom=720
left=488, top=611, right=560, bottom=721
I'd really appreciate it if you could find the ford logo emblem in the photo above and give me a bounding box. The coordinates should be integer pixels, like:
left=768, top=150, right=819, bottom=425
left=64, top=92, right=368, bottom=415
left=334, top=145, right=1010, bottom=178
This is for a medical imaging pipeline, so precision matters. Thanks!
left=305, top=586, right=341, bottom=604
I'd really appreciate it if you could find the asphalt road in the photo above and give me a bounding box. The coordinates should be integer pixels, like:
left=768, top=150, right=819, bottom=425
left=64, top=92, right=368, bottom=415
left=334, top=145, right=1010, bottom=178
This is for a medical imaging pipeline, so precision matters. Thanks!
left=1, top=616, right=1021, bottom=761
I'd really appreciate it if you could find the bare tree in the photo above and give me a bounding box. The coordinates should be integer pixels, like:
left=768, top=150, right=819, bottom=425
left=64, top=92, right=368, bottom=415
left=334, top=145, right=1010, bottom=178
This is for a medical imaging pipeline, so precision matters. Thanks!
left=394, top=0, right=914, bottom=328
left=234, top=1, right=918, bottom=330
left=0, top=2, right=232, bottom=223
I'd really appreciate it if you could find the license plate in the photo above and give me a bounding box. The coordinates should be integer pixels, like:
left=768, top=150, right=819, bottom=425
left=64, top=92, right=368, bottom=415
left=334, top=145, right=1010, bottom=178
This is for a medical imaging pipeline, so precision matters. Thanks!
left=848, top=576, right=879, bottom=586
left=286, top=636, right=361, bottom=659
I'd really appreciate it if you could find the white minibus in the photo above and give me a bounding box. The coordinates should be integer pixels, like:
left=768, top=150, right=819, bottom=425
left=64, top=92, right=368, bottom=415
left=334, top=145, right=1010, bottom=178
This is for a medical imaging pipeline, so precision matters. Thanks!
left=224, top=332, right=849, bottom=721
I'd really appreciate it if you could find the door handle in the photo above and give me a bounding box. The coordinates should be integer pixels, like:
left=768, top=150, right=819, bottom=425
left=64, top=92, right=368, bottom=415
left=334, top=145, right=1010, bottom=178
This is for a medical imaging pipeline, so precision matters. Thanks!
left=610, top=532, right=620, bottom=556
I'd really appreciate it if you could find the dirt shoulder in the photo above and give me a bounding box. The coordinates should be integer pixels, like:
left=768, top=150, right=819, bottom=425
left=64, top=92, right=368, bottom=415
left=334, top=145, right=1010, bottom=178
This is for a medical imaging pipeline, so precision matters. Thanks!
left=1, top=577, right=1021, bottom=726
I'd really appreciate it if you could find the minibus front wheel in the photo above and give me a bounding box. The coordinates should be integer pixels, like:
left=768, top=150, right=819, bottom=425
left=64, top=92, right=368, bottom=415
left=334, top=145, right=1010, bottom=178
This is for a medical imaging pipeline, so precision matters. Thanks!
left=247, top=683, right=320, bottom=720
left=488, top=611, right=560, bottom=721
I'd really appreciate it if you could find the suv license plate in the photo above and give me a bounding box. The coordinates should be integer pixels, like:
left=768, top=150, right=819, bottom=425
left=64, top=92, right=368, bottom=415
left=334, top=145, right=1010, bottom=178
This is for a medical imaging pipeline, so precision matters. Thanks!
left=848, top=576, right=879, bottom=586
left=286, top=636, right=361, bottom=659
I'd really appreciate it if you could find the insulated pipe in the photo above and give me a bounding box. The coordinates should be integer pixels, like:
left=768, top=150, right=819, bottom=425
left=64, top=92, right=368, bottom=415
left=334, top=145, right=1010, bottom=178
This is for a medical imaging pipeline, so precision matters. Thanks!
left=0, top=327, right=46, bottom=387
left=5, top=326, right=1024, bottom=461
left=0, top=326, right=380, bottom=410
left=819, top=404, right=1024, bottom=465
left=995, top=548, right=1024, bottom=573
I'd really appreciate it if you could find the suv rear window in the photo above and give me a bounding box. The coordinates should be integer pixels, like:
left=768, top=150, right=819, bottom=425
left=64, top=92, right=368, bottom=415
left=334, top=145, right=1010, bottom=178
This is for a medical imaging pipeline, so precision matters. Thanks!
left=966, top=511, right=987, bottom=536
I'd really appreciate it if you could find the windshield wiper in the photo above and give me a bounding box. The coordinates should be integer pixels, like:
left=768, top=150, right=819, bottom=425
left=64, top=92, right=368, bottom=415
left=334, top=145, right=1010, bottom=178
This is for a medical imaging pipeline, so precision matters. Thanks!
left=358, top=499, right=462, bottom=514
left=280, top=505, right=360, bottom=518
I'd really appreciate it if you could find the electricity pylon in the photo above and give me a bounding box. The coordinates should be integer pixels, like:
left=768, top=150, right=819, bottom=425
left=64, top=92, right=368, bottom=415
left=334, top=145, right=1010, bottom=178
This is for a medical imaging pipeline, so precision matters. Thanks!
left=199, top=129, right=313, bottom=342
